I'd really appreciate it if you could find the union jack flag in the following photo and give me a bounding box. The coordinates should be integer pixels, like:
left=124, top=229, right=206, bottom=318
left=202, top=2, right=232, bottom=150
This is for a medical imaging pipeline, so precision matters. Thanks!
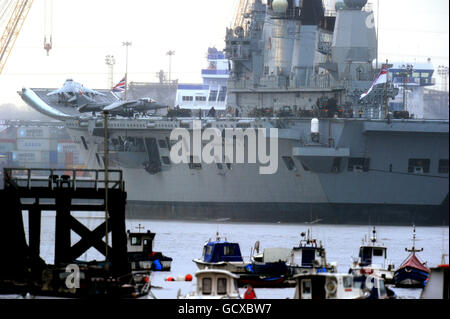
left=112, top=76, right=126, bottom=92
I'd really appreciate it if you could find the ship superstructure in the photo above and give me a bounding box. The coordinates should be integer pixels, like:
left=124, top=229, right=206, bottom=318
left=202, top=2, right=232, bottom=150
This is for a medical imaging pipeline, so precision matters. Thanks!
left=17, top=0, right=449, bottom=226
left=175, top=48, right=229, bottom=112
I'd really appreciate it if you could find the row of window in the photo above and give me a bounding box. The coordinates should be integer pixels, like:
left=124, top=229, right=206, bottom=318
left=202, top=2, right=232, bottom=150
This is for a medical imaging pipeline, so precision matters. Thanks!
left=181, top=96, right=208, bottom=102
left=281, top=156, right=449, bottom=174
left=158, top=153, right=449, bottom=175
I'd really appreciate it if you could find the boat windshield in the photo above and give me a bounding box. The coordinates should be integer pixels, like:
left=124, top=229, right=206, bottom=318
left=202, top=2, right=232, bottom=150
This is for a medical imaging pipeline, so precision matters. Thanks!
left=217, top=278, right=227, bottom=295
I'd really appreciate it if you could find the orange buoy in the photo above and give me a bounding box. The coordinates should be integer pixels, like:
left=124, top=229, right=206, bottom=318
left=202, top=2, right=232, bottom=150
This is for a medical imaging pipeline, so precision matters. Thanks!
left=185, top=274, right=193, bottom=281
left=165, top=276, right=174, bottom=281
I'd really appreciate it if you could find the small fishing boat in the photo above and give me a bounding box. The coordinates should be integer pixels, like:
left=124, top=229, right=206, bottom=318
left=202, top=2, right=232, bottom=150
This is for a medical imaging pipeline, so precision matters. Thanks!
left=193, top=233, right=248, bottom=274
left=287, top=229, right=337, bottom=276
left=127, top=226, right=173, bottom=271
left=349, top=227, right=395, bottom=283
left=394, top=226, right=430, bottom=288
left=177, top=269, right=248, bottom=299
left=241, top=244, right=293, bottom=288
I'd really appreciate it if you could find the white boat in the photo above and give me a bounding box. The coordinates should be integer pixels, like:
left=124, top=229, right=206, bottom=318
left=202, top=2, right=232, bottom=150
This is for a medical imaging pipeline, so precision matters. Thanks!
left=177, top=269, right=243, bottom=299
left=293, top=273, right=393, bottom=299
left=287, top=229, right=337, bottom=275
left=349, top=227, right=395, bottom=283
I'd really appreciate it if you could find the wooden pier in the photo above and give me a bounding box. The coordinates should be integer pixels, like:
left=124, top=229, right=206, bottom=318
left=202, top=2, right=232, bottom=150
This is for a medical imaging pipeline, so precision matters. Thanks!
left=0, top=168, right=134, bottom=297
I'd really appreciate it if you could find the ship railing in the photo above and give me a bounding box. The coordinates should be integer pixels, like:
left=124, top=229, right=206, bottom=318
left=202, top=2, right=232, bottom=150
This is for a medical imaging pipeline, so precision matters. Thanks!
left=229, top=77, right=340, bottom=90
left=3, top=168, right=124, bottom=191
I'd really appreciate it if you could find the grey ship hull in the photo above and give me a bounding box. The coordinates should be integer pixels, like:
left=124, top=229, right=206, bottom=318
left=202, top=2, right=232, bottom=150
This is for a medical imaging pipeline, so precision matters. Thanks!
left=126, top=200, right=448, bottom=226
left=61, top=116, right=448, bottom=226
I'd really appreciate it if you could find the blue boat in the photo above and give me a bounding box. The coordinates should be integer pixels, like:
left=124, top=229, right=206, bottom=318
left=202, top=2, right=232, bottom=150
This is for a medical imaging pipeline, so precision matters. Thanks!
left=394, top=226, right=430, bottom=288
left=193, top=233, right=248, bottom=274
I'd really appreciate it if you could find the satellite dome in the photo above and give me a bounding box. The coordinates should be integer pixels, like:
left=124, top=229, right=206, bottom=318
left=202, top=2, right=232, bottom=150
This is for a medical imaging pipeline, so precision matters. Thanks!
left=335, top=0, right=346, bottom=10
left=272, top=0, right=288, bottom=14
left=343, top=0, right=367, bottom=9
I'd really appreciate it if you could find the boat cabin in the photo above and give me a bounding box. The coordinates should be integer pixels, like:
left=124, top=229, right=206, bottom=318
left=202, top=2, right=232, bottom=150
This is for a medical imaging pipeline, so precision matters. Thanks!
left=289, top=230, right=336, bottom=274
left=294, top=273, right=368, bottom=300
left=201, top=241, right=243, bottom=263
left=179, top=269, right=241, bottom=299
left=354, top=227, right=391, bottom=269
left=126, top=228, right=173, bottom=271
left=358, top=245, right=388, bottom=268
left=127, top=230, right=155, bottom=255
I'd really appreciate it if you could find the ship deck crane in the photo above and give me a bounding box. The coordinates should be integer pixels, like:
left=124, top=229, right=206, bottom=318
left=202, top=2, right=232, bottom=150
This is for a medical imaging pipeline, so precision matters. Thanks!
left=0, top=0, right=34, bottom=75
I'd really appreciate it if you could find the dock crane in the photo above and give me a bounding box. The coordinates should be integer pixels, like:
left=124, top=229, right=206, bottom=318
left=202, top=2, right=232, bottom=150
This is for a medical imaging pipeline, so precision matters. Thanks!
left=232, top=0, right=254, bottom=30
left=0, top=0, right=34, bottom=75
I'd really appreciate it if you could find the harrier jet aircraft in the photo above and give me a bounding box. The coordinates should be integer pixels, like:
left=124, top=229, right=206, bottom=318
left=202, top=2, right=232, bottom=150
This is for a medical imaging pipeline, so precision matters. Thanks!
left=47, top=79, right=105, bottom=104
left=76, top=94, right=168, bottom=116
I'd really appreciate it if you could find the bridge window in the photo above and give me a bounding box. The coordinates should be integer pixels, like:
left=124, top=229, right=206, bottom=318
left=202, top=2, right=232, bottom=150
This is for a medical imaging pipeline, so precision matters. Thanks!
left=202, top=278, right=212, bottom=295
left=209, top=90, right=218, bottom=102
left=224, top=245, right=236, bottom=256
left=217, top=278, right=227, bottom=295
left=195, top=96, right=207, bottom=102
left=373, top=248, right=384, bottom=257
left=130, top=236, right=141, bottom=246
left=282, top=156, right=296, bottom=171
left=348, top=158, right=370, bottom=172
left=438, top=159, right=449, bottom=174
left=182, top=96, right=193, bottom=101
left=408, top=159, right=430, bottom=174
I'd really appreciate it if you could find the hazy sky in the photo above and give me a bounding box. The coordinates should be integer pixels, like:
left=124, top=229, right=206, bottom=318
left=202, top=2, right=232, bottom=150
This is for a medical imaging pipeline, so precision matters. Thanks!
left=0, top=0, right=448, bottom=107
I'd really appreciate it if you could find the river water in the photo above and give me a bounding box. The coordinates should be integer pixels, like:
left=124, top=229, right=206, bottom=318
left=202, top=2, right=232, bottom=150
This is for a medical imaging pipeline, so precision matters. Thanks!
left=20, top=212, right=449, bottom=299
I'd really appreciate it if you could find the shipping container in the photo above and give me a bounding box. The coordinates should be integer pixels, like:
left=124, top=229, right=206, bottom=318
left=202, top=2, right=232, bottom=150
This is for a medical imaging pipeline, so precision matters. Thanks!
left=12, top=151, right=42, bottom=163
left=16, top=139, right=51, bottom=151
left=57, top=143, right=79, bottom=153
left=17, top=127, right=50, bottom=139
left=57, top=152, right=66, bottom=164
left=65, top=152, right=74, bottom=165
left=50, top=151, right=58, bottom=164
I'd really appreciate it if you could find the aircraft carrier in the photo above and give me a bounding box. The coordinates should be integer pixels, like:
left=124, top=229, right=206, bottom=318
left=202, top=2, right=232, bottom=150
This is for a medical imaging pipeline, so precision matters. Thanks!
left=18, top=0, right=449, bottom=226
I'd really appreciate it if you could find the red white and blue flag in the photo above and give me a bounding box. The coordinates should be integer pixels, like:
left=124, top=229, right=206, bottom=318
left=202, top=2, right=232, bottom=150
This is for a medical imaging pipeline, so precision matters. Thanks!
left=360, top=66, right=389, bottom=100
left=112, top=76, right=126, bottom=93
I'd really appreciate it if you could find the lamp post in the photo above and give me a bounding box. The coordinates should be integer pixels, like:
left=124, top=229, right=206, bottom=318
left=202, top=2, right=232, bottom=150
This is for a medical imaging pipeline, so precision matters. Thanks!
left=105, top=55, right=116, bottom=89
left=122, top=41, right=132, bottom=99
left=167, top=50, right=175, bottom=85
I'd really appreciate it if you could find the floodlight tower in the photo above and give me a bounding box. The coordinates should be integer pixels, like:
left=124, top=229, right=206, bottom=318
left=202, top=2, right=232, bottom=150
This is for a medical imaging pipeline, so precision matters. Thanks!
left=167, top=50, right=175, bottom=85
left=105, top=55, right=116, bottom=89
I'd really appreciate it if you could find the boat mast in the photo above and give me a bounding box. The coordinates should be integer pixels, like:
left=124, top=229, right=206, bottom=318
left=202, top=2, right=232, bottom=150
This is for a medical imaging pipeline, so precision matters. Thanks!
left=376, top=0, right=379, bottom=70
left=406, top=225, right=423, bottom=254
